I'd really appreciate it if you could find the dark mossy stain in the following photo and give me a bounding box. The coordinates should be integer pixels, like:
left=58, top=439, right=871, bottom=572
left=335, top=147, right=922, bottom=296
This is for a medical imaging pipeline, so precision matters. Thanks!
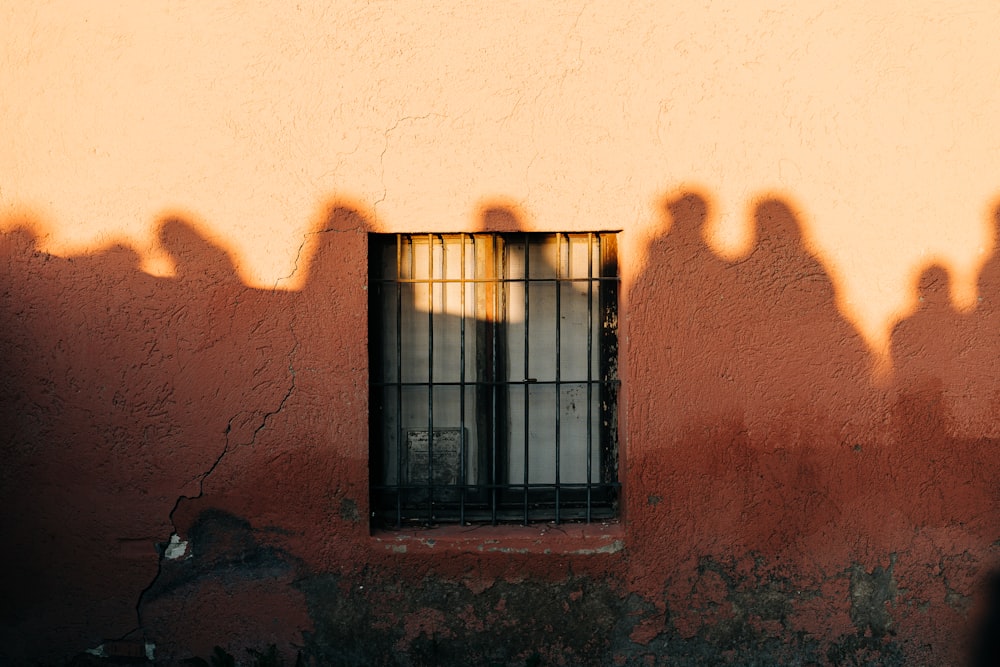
left=297, top=573, right=622, bottom=666
left=339, top=498, right=361, bottom=523
left=294, top=554, right=911, bottom=666
left=135, top=537, right=909, bottom=666
left=849, top=557, right=898, bottom=639
left=602, top=555, right=905, bottom=667
left=825, top=633, right=905, bottom=667
left=142, top=508, right=295, bottom=603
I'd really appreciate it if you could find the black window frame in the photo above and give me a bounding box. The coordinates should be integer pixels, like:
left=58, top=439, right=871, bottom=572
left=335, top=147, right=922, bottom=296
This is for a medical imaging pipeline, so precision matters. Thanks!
left=368, top=232, right=619, bottom=528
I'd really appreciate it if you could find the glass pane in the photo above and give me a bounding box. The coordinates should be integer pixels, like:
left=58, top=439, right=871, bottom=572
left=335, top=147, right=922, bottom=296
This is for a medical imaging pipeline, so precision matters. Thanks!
left=507, top=384, right=556, bottom=485
left=398, top=281, right=428, bottom=383
left=527, top=233, right=559, bottom=279
left=558, top=278, right=594, bottom=382
left=506, top=383, right=600, bottom=486
left=555, top=382, right=600, bottom=484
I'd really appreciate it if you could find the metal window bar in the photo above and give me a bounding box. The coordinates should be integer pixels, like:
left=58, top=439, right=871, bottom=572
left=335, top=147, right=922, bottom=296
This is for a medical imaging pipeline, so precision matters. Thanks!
left=370, top=232, right=619, bottom=527
left=522, top=234, right=530, bottom=524
left=586, top=232, right=594, bottom=522
left=554, top=233, right=562, bottom=524
left=491, top=235, right=502, bottom=525
left=426, top=234, right=434, bottom=523
left=394, top=237, right=404, bottom=528
left=459, top=234, right=467, bottom=525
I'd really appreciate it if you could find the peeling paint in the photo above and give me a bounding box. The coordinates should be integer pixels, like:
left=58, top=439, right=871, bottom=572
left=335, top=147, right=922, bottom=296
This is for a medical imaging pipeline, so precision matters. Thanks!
left=84, top=644, right=107, bottom=658
left=164, top=533, right=188, bottom=560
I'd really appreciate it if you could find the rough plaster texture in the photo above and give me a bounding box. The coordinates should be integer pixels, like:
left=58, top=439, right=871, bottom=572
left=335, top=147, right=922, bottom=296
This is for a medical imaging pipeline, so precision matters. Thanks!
left=2, top=3, right=1000, bottom=665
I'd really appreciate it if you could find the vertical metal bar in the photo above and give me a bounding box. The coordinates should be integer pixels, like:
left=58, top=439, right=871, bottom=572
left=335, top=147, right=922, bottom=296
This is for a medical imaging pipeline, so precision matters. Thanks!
left=522, top=234, right=530, bottom=524
left=490, top=234, right=499, bottom=525
left=586, top=234, right=595, bottom=522
left=394, top=235, right=404, bottom=527
left=459, top=234, right=467, bottom=525
left=598, top=233, right=619, bottom=515
left=554, top=233, right=562, bottom=524
left=426, top=234, right=435, bottom=524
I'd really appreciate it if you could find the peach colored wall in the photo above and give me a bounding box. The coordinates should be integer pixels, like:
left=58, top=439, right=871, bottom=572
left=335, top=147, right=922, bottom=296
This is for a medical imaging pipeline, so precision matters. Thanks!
left=3, top=3, right=1000, bottom=665
left=5, top=2, right=1000, bottom=352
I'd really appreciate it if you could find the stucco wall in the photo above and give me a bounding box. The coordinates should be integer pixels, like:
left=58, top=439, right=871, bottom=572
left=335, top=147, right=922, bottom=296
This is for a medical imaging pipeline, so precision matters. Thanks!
left=2, top=3, right=1000, bottom=665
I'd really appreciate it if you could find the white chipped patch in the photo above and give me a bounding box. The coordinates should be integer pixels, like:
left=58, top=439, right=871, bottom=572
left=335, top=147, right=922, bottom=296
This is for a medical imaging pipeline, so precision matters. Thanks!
left=164, top=533, right=188, bottom=560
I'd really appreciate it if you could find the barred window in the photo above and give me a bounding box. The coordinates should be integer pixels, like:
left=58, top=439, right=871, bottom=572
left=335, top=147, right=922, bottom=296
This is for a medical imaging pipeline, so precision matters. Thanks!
left=368, top=233, right=619, bottom=527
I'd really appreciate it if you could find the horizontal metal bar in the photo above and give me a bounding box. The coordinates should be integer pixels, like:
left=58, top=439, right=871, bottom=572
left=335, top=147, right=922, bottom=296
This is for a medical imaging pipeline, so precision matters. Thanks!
left=372, top=483, right=621, bottom=492
left=372, top=277, right=618, bottom=285
left=372, top=379, right=619, bottom=387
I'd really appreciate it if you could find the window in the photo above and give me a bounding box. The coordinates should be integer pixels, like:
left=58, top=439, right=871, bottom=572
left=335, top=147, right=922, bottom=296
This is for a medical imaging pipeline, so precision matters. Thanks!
left=369, top=232, right=619, bottom=527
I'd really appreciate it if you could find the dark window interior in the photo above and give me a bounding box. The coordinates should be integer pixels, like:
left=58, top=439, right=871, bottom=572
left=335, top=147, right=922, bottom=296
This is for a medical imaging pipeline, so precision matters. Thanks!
left=369, top=232, right=619, bottom=527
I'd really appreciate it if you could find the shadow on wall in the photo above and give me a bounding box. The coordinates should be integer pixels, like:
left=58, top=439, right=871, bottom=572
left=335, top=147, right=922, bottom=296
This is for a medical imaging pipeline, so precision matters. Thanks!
left=0, top=192, right=997, bottom=665
left=0, top=204, right=372, bottom=663
left=971, top=570, right=1000, bottom=667
left=626, top=190, right=1000, bottom=665
left=627, top=190, right=880, bottom=569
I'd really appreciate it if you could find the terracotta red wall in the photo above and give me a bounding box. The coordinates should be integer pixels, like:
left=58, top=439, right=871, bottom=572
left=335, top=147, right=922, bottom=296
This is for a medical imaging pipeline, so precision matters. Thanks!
left=1, top=197, right=998, bottom=665
left=4, top=4, right=1000, bottom=665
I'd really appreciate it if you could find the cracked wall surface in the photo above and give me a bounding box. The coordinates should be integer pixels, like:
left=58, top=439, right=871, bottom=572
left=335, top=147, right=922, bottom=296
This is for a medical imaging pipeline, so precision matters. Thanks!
left=1, top=202, right=998, bottom=665
left=2, top=3, right=1000, bottom=666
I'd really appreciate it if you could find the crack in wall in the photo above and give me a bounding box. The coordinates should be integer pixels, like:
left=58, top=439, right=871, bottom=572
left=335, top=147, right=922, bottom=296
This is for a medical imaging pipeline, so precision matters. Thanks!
left=374, top=113, right=445, bottom=211
left=274, top=233, right=311, bottom=290
left=125, top=334, right=300, bottom=642
left=274, top=225, right=367, bottom=290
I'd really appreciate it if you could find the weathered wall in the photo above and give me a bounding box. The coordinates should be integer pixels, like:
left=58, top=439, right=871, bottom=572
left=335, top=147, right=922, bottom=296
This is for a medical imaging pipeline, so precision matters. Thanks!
left=2, top=3, right=1000, bottom=665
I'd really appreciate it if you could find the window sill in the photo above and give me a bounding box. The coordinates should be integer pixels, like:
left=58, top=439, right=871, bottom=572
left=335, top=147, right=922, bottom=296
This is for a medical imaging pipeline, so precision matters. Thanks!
left=371, top=521, right=624, bottom=555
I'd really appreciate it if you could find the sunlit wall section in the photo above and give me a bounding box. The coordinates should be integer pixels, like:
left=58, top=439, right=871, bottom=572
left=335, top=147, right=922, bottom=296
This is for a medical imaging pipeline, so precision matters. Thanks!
left=2, top=1, right=1000, bottom=350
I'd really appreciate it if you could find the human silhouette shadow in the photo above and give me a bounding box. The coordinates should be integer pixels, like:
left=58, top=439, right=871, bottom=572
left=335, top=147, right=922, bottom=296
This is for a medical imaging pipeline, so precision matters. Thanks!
left=886, top=206, right=1000, bottom=663
left=628, top=191, right=880, bottom=577
left=0, top=226, right=170, bottom=662
left=0, top=206, right=367, bottom=664
left=890, top=264, right=992, bottom=431
left=629, top=192, right=744, bottom=429
left=737, top=199, right=875, bottom=420
left=3, top=193, right=999, bottom=665
left=139, top=210, right=369, bottom=664
left=906, top=203, right=1000, bottom=435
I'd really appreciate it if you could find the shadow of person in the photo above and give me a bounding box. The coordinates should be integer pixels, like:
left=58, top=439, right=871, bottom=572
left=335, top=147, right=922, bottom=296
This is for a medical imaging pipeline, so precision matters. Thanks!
left=628, top=191, right=883, bottom=597
left=165, top=202, right=377, bottom=537
left=0, top=225, right=51, bottom=652
left=626, top=190, right=756, bottom=578
left=738, top=198, right=876, bottom=425
left=889, top=264, right=964, bottom=432
left=970, top=203, right=1000, bottom=323
left=0, top=213, right=308, bottom=663
left=939, top=202, right=1000, bottom=436
left=887, top=265, right=959, bottom=457
left=139, top=206, right=375, bottom=664
left=0, top=223, right=163, bottom=663
left=630, top=191, right=744, bottom=434
left=892, top=214, right=1000, bottom=460
left=732, top=198, right=880, bottom=555
left=159, top=216, right=242, bottom=285
left=883, top=229, right=1000, bottom=657
left=151, top=214, right=299, bottom=534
